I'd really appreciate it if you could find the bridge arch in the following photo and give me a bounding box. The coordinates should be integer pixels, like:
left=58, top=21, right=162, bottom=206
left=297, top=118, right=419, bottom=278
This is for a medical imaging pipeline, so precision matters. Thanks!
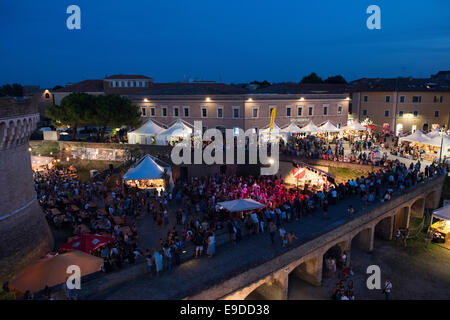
left=351, top=227, right=374, bottom=253
left=244, top=278, right=286, bottom=300
left=374, top=215, right=393, bottom=240
left=425, top=190, right=439, bottom=211
left=410, top=197, right=425, bottom=219
left=392, top=206, right=410, bottom=230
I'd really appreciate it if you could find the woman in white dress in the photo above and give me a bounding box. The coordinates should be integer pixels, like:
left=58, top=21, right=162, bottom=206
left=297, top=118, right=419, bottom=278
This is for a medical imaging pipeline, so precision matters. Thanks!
left=153, top=249, right=163, bottom=275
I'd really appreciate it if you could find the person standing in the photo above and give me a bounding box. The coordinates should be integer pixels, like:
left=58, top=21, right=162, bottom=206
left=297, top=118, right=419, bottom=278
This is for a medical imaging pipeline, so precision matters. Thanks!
left=268, top=221, right=277, bottom=245
left=207, top=231, right=215, bottom=258
left=153, top=249, right=163, bottom=276
left=383, top=279, right=392, bottom=300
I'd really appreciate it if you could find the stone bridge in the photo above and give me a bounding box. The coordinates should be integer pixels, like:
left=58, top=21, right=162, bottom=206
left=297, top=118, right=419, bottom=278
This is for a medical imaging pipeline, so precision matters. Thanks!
left=187, top=175, right=444, bottom=300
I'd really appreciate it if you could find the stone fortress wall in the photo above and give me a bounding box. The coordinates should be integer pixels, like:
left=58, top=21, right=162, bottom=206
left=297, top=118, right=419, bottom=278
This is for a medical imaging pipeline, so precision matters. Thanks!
left=0, top=98, right=53, bottom=283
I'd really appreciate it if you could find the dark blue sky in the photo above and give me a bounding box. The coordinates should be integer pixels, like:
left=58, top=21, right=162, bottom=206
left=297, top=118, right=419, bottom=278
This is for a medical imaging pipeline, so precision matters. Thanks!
left=1, top=0, right=449, bottom=88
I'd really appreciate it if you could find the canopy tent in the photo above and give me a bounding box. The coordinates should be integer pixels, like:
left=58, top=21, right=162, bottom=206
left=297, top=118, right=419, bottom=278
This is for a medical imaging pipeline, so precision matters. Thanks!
left=317, top=121, right=340, bottom=133
left=426, top=128, right=442, bottom=139
left=398, top=129, right=433, bottom=144
left=298, top=121, right=320, bottom=134
left=156, top=119, right=192, bottom=145
left=342, top=120, right=366, bottom=131
left=59, top=234, right=114, bottom=254
left=280, top=121, right=302, bottom=134
left=9, top=251, right=103, bottom=294
left=217, top=199, right=265, bottom=212
left=259, top=123, right=286, bottom=142
left=122, top=154, right=173, bottom=191
left=433, top=205, right=450, bottom=220
left=127, top=119, right=165, bottom=145
left=31, top=155, right=54, bottom=170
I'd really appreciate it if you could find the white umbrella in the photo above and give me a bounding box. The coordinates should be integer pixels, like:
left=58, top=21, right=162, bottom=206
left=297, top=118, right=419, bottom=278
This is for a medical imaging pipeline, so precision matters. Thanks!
left=217, top=199, right=265, bottom=212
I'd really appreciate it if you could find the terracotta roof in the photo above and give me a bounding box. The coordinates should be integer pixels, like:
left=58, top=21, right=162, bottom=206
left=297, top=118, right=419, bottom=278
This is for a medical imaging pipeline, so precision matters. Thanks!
left=136, top=83, right=248, bottom=95
left=253, top=83, right=348, bottom=94
left=104, top=75, right=152, bottom=80
left=349, top=77, right=450, bottom=92
left=53, top=80, right=104, bottom=93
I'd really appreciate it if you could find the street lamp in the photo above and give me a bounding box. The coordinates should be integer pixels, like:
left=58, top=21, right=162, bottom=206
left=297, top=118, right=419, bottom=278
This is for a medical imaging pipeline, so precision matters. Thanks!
left=439, top=127, right=444, bottom=163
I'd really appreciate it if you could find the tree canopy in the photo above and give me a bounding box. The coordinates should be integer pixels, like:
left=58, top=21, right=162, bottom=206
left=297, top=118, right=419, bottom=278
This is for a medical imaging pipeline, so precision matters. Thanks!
left=46, top=93, right=141, bottom=140
left=300, top=73, right=323, bottom=84
left=0, top=83, right=23, bottom=97
left=324, top=75, right=347, bottom=84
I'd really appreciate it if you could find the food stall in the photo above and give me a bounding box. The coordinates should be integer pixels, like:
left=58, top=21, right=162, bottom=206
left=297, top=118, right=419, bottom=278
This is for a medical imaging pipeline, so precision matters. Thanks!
left=430, top=205, right=450, bottom=248
left=122, top=154, right=173, bottom=193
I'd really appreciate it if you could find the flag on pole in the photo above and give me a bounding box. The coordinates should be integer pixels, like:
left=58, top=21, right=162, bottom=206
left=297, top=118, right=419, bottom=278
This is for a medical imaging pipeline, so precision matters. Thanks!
left=269, top=107, right=277, bottom=132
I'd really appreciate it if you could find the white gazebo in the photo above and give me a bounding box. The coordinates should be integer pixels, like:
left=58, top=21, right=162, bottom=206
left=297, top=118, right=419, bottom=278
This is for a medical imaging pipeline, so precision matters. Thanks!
left=123, top=155, right=172, bottom=192
left=318, top=121, right=340, bottom=133
left=342, top=120, right=366, bottom=131
left=217, top=199, right=265, bottom=212
left=280, top=122, right=302, bottom=134
left=298, top=121, right=320, bottom=134
left=155, top=119, right=193, bottom=145
left=127, top=119, right=165, bottom=145
left=398, top=129, right=433, bottom=144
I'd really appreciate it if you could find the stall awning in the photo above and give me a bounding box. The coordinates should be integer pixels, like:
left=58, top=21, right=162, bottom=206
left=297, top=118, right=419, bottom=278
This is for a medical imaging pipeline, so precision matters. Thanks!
left=298, top=121, right=320, bottom=133
left=217, top=199, right=265, bottom=212
left=123, top=154, right=165, bottom=180
left=433, top=205, right=450, bottom=220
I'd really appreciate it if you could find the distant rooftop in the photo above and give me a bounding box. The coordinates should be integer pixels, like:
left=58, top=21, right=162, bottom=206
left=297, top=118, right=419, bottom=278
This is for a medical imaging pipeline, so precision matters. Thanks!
left=349, top=76, right=450, bottom=92
left=53, top=80, right=104, bottom=93
left=104, top=74, right=153, bottom=80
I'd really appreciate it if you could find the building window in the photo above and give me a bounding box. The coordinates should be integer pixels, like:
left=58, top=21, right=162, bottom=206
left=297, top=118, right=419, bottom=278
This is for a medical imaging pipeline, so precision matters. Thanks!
left=400, top=96, right=405, bottom=103
left=217, top=106, right=223, bottom=118
left=201, top=107, right=208, bottom=118
left=348, top=103, right=352, bottom=114
left=141, top=107, right=146, bottom=116
left=183, top=107, right=189, bottom=117
left=435, top=95, right=444, bottom=103
left=435, top=110, right=439, bottom=117
left=323, top=105, right=328, bottom=115
left=362, top=109, right=367, bottom=116
left=399, top=111, right=404, bottom=118
left=337, top=105, right=342, bottom=115
left=440, top=96, right=443, bottom=103
left=252, top=107, right=259, bottom=118
left=150, top=107, right=155, bottom=117
left=297, top=106, right=302, bottom=116
left=413, top=110, right=419, bottom=118
left=384, top=110, right=389, bottom=117
left=269, top=106, right=276, bottom=117
left=286, top=106, right=292, bottom=117
left=173, top=107, right=179, bottom=117
left=45, top=93, right=50, bottom=99
left=412, top=96, right=422, bottom=103
left=363, top=96, right=368, bottom=102
left=337, top=123, right=341, bottom=129
left=385, top=96, right=390, bottom=103
left=308, top=106, right=313, bottom=116
left=233, top=106, right=240, bottom=119
left=162, top=107, right=167, bottom=117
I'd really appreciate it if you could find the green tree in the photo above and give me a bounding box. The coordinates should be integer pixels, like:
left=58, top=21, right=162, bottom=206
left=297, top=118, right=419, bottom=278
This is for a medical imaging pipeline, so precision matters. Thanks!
left=89, top=94, right=141, bottom=141
left=324, top=75, right=347, bottom=84
left=46, top=93, right=95, bottom=139
left=300, top=72, right=324, bottom=84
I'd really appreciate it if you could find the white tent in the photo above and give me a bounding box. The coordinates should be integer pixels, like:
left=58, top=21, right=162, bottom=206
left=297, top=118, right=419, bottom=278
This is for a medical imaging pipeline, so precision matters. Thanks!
left=318, top=121, right=340, bottom=133
left=298, top=121, right=320, bottom=134
left=127, top=119, right=165, bottom=145
left=156, top=119, right=192, bottom=145
left=259, top=123, right=286, bottom=142
left=426, top=128, right=442, bottom=139
left=217, top=199, right=265, bottom=212
left=433, top=205, right=450, bottom=221
left=342, top=120, right=366, bottom=131
left=280, top=122, right=302, bottom=134
left=259, top=123, right=282, bottom=135
left=399, top=129, right=433, bottom=144
left=123, top=155, right=165, bottom=181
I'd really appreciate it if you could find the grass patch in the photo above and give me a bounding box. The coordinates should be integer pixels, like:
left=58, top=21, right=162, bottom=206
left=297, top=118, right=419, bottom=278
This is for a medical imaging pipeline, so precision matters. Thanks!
left=326, top=166, right=367, bottom=183
left=30, top=141, right=59, bottom=156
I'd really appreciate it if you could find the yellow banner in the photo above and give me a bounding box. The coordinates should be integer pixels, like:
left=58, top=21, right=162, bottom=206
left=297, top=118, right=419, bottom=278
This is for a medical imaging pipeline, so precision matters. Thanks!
left=270, top=107, right=276, bottom=131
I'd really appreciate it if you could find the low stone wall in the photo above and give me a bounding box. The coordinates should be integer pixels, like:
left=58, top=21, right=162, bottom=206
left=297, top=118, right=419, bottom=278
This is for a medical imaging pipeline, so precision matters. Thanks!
left=280, top=155, right=377, bottom=173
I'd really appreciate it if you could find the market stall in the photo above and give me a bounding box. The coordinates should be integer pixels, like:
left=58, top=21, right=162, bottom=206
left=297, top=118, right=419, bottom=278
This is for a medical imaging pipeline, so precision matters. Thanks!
left=259, top=123, right=286, bottom=142
left=430, top=205, right=450, bottom=248
left=398, top=129, right=447, bottom=161
left=127, top=119, right=165, bottom=145
left=155, top=119, right=192, bottom=146
left=31, top=155, right=54, bottom=171
left=122, top=154, right=173, bottom=192
left=298, top=121, right=320, bottom=134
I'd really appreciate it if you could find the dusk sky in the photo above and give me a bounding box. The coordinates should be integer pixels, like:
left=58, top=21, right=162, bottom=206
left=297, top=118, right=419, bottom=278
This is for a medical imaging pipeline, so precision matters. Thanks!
left=1, top=0, right=449, bottom=88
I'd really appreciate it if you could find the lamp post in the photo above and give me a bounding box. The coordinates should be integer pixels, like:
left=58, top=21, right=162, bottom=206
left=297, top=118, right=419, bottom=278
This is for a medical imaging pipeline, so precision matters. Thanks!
left=439, top=127, right=444, bottom=163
